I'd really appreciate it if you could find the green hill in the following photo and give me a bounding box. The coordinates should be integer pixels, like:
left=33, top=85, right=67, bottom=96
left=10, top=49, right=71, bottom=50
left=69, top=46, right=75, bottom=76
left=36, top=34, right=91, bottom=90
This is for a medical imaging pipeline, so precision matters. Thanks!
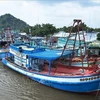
left=0, top=13, right=30, bottom=30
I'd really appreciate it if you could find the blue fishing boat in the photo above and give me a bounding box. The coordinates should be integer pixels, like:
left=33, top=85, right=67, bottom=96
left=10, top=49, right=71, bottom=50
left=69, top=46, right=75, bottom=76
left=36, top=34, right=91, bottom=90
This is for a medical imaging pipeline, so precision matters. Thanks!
left=2, top=20, right=100, bottom=93
left=0, top=28, right=13, bottom=60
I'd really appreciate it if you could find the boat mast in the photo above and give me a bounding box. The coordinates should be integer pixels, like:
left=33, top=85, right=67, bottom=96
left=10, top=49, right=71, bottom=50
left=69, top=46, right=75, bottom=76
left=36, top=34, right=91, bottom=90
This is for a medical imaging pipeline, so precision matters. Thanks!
left=60, top=19, right=87, bottom=68
left=77, top=20, right=84, bottom=69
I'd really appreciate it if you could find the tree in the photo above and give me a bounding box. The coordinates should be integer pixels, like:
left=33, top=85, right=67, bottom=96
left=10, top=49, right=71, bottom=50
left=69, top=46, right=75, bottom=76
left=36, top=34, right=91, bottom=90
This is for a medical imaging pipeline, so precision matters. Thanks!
left=30, top=24, right=56, bottom=37
left=20, top=27, right=31, bottom=34
left=95, top=28, right=100, bottom=32
left=41, top=24, right=56, bottom=36
left=97, top=33, right=100, bottom=41
left=31, top=24, right=41, bottom=36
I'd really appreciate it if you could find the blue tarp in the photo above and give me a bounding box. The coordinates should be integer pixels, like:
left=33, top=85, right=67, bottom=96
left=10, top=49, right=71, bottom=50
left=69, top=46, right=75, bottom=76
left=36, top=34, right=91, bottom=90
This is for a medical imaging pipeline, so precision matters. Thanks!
left=28, top=50, right=72, bottom=61
left=10, top=43, right=72, bottom=61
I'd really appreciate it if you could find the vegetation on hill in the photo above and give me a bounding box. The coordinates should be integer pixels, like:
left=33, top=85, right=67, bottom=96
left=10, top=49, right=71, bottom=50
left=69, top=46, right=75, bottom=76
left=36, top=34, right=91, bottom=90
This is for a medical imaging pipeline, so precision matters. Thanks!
left=0, top=14, right=30, bottom=30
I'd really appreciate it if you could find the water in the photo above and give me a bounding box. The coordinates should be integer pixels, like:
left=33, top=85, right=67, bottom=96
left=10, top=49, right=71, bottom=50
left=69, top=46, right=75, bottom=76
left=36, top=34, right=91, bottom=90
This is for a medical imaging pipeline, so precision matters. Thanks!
left=0, top=62, right=99, bottom=100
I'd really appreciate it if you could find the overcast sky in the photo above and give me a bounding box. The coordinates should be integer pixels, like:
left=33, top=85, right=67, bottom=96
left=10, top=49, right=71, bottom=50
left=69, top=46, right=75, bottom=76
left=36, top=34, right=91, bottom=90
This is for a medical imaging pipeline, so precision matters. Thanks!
left=0, top=0, right=100, bottom=28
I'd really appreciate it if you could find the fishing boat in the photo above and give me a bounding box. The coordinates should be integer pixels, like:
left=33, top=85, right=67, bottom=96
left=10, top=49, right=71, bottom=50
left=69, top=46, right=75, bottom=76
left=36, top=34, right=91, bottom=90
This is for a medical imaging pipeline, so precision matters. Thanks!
left=2, top=20, right=100, bottom=93
left=0, top=28, right=13, bottom=60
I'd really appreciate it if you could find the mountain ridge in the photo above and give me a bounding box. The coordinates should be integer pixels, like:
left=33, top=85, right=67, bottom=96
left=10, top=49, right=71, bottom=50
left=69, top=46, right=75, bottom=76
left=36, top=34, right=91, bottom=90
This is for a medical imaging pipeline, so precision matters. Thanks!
left=0, top=13, right=30, bottom=30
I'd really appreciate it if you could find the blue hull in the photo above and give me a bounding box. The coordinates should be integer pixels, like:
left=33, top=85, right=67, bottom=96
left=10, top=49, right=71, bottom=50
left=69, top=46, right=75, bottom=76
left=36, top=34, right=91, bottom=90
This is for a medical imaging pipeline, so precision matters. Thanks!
left=2, top=58, right=100, bottom=93
left=30, top=77, right=100, bottom=93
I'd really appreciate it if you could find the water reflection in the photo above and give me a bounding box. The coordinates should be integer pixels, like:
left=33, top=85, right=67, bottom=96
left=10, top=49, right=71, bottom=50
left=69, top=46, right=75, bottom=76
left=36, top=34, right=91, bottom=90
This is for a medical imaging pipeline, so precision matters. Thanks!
left=0, top=62, right=99, bottom=100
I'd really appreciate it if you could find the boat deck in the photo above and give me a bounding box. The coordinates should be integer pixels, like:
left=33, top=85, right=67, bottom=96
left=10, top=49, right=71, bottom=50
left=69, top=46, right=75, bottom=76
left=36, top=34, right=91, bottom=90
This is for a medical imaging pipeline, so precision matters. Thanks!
left=5, top=58, right=99, bottom=77
left=39, top=64, right=98, bottom=76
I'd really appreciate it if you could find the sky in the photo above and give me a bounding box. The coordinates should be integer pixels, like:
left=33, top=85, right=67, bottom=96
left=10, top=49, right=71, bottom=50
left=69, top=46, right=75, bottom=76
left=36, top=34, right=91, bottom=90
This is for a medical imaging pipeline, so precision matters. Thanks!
left=0, top=0, right=100, bottom=28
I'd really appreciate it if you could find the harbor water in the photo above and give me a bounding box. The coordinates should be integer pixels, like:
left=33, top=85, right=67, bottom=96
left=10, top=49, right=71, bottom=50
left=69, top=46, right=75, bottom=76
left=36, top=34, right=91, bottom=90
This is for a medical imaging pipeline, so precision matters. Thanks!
left=0, top=62, right=99, bottom=100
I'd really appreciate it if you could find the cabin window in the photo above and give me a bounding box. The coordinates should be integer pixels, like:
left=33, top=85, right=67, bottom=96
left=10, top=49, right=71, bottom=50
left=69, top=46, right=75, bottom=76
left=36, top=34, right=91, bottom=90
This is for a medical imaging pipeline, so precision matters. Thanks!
left=10, top=55, right=14, bottom=61
left=31, top=58, right=44, bottom=71
left=10, top=54, right=14, bottom=61
left=34, top=58, right=38, bottom=64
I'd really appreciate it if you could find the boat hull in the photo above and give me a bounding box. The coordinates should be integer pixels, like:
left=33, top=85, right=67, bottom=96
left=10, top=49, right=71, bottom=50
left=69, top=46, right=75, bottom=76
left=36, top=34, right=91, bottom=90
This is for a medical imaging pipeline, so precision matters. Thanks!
left=2, top=58, right=100, bottom=93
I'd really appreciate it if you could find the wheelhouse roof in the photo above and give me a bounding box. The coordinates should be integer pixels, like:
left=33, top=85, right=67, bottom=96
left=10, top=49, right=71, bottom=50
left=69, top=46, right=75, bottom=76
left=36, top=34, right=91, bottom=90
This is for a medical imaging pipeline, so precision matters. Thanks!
left=28, top=50, right=72, bottom=61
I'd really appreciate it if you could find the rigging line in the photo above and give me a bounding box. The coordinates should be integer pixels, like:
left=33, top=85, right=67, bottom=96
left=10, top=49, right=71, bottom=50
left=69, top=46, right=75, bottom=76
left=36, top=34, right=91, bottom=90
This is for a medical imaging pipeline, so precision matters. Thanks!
left=77, top=21, right=84, bottom=73
left=60, top=20, right=76, bottom=58
left=67, top=21, right=73, bottom=27
left=67, top=21, right=73, bottom=33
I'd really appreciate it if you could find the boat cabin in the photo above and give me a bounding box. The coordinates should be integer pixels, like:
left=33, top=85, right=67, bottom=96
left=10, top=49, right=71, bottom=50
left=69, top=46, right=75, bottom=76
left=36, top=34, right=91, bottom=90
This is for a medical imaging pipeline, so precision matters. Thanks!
left=8, top=43, right=73, bottom=74
left=27, top=50, right=72, bottom=73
